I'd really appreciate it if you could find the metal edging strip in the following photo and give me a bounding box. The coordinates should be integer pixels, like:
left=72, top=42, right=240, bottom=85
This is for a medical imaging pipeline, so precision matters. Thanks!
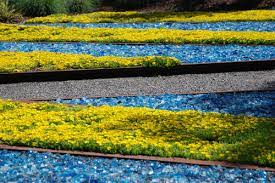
left=0, top=59, right=274, bottom=84
left=0, top=145, right=274, bottom=172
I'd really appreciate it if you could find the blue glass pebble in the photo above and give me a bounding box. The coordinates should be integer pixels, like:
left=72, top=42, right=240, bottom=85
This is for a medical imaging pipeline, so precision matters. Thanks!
left=56, top=91, right=275, bottom=117
left=0, top=150, right=273, bottom=182
left=28, top=21, right=275, bottom=32
left=0, top=42, right=274, bottom=63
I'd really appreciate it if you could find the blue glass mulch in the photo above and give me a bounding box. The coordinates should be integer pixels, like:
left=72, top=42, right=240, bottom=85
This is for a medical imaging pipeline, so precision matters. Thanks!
left=56, top=91, right=275, bottom=118
left=0, top=42, right=274, bottom=63
left=28, top=21, right=275, bottom=32
left=0, top=150, right=273, bottom=183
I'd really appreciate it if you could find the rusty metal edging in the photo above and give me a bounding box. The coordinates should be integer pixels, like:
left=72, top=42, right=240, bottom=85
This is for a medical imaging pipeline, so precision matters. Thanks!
left=0, top=59, right=274, bottom=84
left=0, top=145, right=274, bottom=172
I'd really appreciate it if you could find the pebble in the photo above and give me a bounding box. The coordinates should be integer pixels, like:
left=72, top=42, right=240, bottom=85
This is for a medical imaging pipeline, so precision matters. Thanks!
left=28, top=21, right=275, bottom=32
left=0, top=150, right=273, bottom=183
left=57, top=91, right=275, bottom=117
left=0, top=42, right=274, bottom=63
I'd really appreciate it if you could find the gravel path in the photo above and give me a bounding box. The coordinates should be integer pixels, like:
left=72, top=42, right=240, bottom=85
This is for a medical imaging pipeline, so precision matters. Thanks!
left=0, top=70, right=274, bottom=100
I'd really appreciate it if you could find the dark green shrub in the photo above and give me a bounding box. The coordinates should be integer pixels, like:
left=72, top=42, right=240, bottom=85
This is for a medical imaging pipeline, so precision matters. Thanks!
left=103, top=0, right=159, bottom=10
left=65, top=0, right=100, bottom=14
left=12, top=0, right=66, bottom=17
left=0, top=0, right=23, bottom=23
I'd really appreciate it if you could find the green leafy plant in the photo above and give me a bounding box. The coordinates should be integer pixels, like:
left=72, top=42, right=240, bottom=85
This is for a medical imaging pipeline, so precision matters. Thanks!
left=102, top=0, right=158, bottom=10
left=0, top=0, right=22, bottom=23
left=13, top=0, right=66, bottom=17
left=65, top=0, right=100, bottom=14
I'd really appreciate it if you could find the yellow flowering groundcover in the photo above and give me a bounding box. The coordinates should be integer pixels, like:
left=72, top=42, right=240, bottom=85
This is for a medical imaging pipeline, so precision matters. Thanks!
left=0, top=24, right=274, bottom=45
left=0, top=51, right=179, bottom=73
left=0, top=100, right=274, bottom=167
left=26, top=10, right=275, bottom=24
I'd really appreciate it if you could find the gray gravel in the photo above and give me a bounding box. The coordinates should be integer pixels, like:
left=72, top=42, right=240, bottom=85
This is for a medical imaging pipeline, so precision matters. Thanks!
left=0, top=70, right=274, bottom=100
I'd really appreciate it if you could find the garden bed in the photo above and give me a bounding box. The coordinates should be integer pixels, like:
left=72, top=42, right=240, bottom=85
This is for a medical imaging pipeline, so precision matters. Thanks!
left=0, top=51, right=179, bottom=73
left=0, top=99, right=274, bottom=167
left=26, top=10, right=275, bottom=24
left=0, top=24, right=274, bottom=45
left=1, top=45, right=273, bottom=84
left=1, top=7, right=274, bottom=182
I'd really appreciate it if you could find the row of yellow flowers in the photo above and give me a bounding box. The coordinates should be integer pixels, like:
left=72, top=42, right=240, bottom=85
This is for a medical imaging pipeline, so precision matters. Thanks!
left=0, top=100, right=274, bottom=167
left=0, top=24, right=274, bottom=45
left=26, top=10, right=275, bottom=24
left=0, top=51, right=180, bottom=73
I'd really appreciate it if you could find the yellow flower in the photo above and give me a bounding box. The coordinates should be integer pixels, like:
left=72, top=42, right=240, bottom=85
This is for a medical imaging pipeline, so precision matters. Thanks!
left=0, top=51, right=180, bottom=73
left=0, top=23, right=274, bottom=45
left=26, top=10, right=275, bottom=24
left=0, top=99, right=274, bottom=167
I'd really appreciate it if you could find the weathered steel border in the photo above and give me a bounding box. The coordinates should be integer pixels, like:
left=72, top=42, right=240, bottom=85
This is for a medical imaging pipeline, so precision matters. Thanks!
left=0, top=144, right=274, bottom=172
left=0, top=59, right=274, bottom=84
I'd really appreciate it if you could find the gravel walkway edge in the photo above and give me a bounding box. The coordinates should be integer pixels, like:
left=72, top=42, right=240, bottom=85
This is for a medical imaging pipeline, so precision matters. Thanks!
left=0, top=70, right=274, bottom=100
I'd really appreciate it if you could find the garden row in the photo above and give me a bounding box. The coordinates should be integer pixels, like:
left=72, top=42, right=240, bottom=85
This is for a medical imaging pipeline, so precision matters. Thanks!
left=0, top=23, right=274, bottom=44
left=0, top=51, right=179, bottom=73
left=0, top=11, right=273, bottom=82
left=0, top=10, right=274, bottom=78
left=0, top=98, right=274, bottom=167
left=27, top=10, right=275, bottom=23
left=0, top=10, right=274, bottom=175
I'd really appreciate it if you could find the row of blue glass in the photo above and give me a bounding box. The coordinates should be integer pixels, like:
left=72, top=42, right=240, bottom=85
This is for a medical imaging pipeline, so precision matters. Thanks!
left=1, top=42, right=274, bottom=63
left=29, top=21, right=275, bottom=32
left=56, top=91, right=275, bottom=118
left=0, top=150, right=272, bottom=183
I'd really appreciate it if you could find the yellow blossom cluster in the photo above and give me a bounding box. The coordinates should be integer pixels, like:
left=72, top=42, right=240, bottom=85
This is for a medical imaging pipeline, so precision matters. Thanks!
left=0, top=100, right=274, bottom=167
left=0, top=51, right=180, bottom=73
left=0, top=23, right=274, bottom=45
left=26, top=10, right=275, bottom=24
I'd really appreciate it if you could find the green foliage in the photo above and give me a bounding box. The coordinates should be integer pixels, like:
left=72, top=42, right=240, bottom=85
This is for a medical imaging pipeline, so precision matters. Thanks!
left=12, top=0, right=66, bottom=17
left=9, top=0, right=100, bottom=17
left=107, top=0, right=158, bottom=10
left=65, top=0, right=100, bottom=14
left=0, top=0, right=22, bottom=23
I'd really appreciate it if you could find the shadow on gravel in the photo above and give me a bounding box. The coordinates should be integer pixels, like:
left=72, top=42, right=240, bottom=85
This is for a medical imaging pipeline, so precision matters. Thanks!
left=260, top=81, right=275, bottom=91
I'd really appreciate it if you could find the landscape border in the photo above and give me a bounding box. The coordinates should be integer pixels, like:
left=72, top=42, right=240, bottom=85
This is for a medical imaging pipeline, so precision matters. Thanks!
left=0, top=59, right=274, bottom=84
left=0, top=144, right=274, bottom=172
